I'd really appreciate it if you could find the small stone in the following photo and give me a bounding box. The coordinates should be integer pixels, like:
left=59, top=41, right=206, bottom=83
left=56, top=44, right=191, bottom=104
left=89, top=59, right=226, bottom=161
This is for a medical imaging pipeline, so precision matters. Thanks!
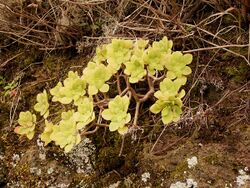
left=37, top=139, right=44, bottom=147
left=187, top=156, right=198, bottom=169
left=12, top=154, right=20, bottom=162
left=36, top=169, right=42, bottom=176
left=47, top=167, right=54, bottom=174
left=186, top=179, right=197, bottom=188
left=141, top=172, right=150, bottom=183
left=198, top=143, right=203, bottom=147
left=39, top=153, right=46, bottom=160
left=170, top=179, right=197, bottom=188
left=30, top=167, right=37, bottom=174
left=170, top=181, right=187, bottom=188
left=236, top=169, right=250, bottom=187
left=108, top=181, right=120, bottom=188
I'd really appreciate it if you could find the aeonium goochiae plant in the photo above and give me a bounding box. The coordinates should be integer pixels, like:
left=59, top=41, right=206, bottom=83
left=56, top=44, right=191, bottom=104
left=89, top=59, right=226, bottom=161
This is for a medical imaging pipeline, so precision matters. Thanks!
left=14, top=37, right=193, bottom=153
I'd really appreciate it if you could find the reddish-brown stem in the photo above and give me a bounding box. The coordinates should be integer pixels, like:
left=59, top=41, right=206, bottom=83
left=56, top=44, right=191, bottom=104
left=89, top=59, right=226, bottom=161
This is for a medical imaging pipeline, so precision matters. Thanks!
left=96, top=123, right=109, bottom=127
left=149, top=73, right=165, bottom=83
left=80, top=122, right=96, bottom=136
left=116, top=73, right=122, bottom=94
left=133, top=101, right=141, bottom=126
left=94, top=94, right=101, bottom=102
left=94, top=98, right=109, bottom=108
left=139, top=74, right=155, bottom=103
left=81, top=109, right=105, bottom=136
left=124, top=75, right=139, bottom=101
left=120, top=87, right=129, bottom=96
left=103, top=92, right=108, bottom=100
left=119, top=135, right=125, bottom=156
left=84, top=126, right=99, bottom=135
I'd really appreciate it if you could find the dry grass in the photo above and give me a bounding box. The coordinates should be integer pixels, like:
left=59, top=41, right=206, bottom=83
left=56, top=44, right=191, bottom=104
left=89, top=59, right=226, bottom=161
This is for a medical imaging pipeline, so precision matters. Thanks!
left=0, top=1, right=248, bottom=50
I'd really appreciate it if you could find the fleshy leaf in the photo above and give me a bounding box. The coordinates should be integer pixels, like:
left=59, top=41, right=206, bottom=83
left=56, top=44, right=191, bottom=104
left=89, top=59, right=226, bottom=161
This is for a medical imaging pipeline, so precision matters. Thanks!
left=109, top=122, right=123, bottom=132
left=124, top=48, right=147, bottom=83
left=102, top=109, right=112, bottom=121
left=150, top=100, right=167, bottom=114
left=100, top=84, right=109, bottom=93
left=136, top=39, right=149, bottom=49
left=150, top=78, right=185, bottom=125
left=144, top=37, right=173, bottom=75
left=118, top=126, right=128, bottom=135
left=102, top=96, right=131, bottom=134
left=34, top=90, right=49, bottom=118
left=73, top=97, right=95, bottom=130
left=15, top=111, right=36, bottom=140
left=40, top=120, right=54, bottom=145
left=83, top=62, right=111, bottom=95
left=162, top=110, right=173, bottom=124
left=26, top=131, right=35, bottom=140
left=93, top=44, right=108, bottom=63
left=106, top=39, right=133, bottom=73
left=50, top=113, right=81, bottom=153
left=165, top=51, right=193, bottom=80
left=50, top=71, right=86, bottom=104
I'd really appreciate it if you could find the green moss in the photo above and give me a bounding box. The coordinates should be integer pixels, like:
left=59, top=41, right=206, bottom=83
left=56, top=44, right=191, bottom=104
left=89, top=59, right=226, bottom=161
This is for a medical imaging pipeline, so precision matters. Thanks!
left=23, top=55, right=37, bottom=66
left=96, top=146, right=124, bottom=174
left=15, top=49, right=43, bottom=68
left=225, top=62, right=250, bottom=83
left=170, top=161, right=188, bottom=180
left=221, top=52, right=232, bottom=61
left=223, top=14, right=238, bottom=25
left=203, top=154, right=222, bottom=165
left=43, top=55, right=66, bottom=75
left=91, top=128, right=142, bottom=186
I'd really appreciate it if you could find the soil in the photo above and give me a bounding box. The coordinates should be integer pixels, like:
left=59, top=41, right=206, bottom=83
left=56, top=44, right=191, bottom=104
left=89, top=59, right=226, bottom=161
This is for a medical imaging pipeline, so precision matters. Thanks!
left=0, top=1, right=250, bottom=188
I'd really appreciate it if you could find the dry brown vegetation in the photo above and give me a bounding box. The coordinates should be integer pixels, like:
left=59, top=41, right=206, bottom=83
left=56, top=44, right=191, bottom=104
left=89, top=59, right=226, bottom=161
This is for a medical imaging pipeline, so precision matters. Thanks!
left=0, top=0, right=249, bottom=187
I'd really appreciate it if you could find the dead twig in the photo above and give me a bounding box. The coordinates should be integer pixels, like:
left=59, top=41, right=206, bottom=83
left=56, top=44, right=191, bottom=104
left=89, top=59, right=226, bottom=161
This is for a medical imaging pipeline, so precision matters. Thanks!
left=0, top=52, right=24, bottom=69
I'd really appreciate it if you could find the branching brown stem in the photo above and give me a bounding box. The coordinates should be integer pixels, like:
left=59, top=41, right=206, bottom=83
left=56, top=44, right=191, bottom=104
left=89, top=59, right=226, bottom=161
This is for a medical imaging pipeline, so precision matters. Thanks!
left=120, top=87, right=129, bottom=96
left=81, top=108, right=105, bottom=136
left=149, top=73, right=166, bottom=83
left=94, top=98, right=109, bottom=109
left=84, top=126, right=99, bottom=135
left=124, top=75, right=139, bottom=101
left=81, top=122, right=96, bottom=136
left=89, top=72, right=156, bottom=134
left=96, top=123, right=109, bottom=127
left=139, top=74, right=154, bottom=103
